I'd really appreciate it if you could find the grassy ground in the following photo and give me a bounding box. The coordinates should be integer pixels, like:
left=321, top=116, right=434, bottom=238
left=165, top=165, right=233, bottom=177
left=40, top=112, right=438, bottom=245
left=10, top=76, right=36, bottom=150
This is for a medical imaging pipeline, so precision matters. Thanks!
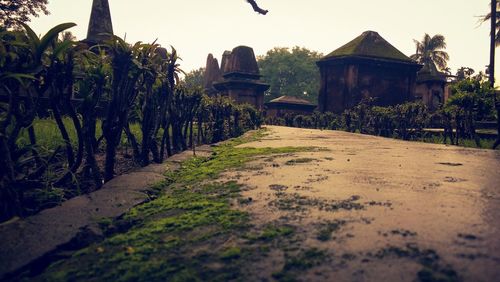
left=14, top=119, right=149, bottom=217
left=419, top=134, right=498, bottom=150
left=34, top=130, right=316, bottom=281
left=17, top=118, right=143, bottom=152
left=342, top=128, right=497, bottom=150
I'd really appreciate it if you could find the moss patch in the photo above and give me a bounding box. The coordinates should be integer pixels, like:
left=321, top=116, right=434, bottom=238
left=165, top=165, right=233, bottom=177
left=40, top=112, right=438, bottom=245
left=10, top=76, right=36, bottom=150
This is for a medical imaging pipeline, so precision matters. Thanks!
left=272, top=248, right=329, bottom=282
left=322, top=31, right=413, bottom=63
left=285, top=158, right=317, bottom=166
left=316, top=220, right=347, bottom=241
left=37, top=129, right=316, bottom=281
left=245, top=224, right=295, bottom=242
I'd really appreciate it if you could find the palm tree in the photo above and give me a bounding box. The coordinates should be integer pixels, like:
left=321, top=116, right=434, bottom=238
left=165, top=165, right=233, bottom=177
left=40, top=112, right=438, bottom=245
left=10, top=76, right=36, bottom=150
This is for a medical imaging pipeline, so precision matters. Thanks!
left=480, top=1, right=500, bottom=47
left=59, top=31, right=76, bottom=42
left=410, top=34, right=449, bottom=71
left=487, top=0, right=500, bottom=149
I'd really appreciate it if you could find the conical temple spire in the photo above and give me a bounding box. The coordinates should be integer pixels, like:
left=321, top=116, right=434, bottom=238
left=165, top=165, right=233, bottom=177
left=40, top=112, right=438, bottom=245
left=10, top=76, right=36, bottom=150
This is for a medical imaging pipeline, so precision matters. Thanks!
left=86, top=0, right=114, bottom=43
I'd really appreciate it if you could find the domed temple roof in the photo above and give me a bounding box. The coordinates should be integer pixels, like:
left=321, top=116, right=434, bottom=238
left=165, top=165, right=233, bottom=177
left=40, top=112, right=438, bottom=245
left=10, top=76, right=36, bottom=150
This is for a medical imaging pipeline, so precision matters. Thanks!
left=319, top=31, right=416, bottom=64
left=222, top=46, right=260, bottom=77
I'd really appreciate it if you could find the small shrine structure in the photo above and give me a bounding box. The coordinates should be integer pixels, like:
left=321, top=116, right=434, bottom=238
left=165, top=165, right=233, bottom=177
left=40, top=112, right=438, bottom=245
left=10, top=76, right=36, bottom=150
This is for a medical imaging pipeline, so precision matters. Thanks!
left=265, top=96, right=316, bottom=117
left=317, top=31, right=422, bottom=113
left=415, top=63, right=449, bottom=111
left=204, top=46, right=270, bottom=110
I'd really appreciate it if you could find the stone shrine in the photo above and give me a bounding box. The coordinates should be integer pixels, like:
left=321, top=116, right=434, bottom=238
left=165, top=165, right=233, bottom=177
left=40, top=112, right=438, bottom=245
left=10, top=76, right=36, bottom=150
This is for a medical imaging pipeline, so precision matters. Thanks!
left=415, top=63, right=449, bottom=111
left=204, top=46, right=270, bottom=110
left=265, top=96, right=317, bottom=118
left=317, top=31, right=422, bottom=113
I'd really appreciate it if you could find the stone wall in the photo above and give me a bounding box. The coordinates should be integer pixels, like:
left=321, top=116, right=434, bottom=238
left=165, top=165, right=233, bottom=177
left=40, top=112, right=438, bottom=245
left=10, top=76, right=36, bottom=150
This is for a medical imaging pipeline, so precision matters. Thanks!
left=318, top=60, right=418, bottom=113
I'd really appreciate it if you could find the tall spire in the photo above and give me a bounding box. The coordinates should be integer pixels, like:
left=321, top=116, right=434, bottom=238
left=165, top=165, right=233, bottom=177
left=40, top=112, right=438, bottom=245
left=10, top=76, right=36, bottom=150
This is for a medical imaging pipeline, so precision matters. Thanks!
left=86, top=0, right=114, bottom=44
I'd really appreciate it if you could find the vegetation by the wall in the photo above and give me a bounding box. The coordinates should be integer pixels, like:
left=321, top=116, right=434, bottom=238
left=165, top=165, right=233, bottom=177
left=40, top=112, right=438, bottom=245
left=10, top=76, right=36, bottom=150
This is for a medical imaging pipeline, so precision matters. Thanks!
left=0, top=23, right=262, bottom=222
left=36, top=130, right=314, bottom=281
left=266, top=91, right=497, bottom=149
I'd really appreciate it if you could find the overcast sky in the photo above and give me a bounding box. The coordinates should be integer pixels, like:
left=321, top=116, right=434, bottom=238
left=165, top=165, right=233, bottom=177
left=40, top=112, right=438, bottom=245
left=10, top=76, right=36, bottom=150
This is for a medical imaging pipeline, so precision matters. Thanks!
left=30, top=0, right=497, bottom=83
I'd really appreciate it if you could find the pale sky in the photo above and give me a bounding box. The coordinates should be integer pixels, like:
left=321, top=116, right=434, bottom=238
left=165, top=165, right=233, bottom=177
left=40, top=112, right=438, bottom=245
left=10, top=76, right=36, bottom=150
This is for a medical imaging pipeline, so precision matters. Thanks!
left=30, top=0, right=498, bottom=83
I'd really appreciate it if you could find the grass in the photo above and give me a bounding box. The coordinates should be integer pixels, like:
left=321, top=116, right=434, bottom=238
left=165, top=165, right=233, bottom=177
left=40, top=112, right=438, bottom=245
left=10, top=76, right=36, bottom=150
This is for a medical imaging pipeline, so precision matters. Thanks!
left=17, top=118, right=143, bottom=153
left=419, top=134, right=498, bottom=150
left=37, top=129, right=316, bottom=281
left=346, top=128, right=498, bottom=150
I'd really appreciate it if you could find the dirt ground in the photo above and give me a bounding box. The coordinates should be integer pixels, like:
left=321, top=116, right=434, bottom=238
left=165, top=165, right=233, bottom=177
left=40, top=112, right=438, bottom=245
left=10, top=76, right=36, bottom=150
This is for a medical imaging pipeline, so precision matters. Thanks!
left=223, top=126, right=500, bottom=282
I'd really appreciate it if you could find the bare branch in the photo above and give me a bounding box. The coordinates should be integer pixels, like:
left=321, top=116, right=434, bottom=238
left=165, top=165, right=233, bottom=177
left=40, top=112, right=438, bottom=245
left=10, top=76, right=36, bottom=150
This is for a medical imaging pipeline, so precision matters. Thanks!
left=246, top=0, right=268, bottom=15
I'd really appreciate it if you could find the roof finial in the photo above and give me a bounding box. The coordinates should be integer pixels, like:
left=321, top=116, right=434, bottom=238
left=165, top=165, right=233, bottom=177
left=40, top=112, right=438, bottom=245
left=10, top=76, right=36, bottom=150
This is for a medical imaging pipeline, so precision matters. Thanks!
left=86, top=0, right=114, bottom=44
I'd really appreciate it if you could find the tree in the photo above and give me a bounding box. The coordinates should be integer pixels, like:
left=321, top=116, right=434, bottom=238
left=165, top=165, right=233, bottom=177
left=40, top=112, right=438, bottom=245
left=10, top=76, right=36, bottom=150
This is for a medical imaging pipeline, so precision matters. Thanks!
left=410, top=34, right=449, bottom=71
left=487, top=0, right=500, bottom=149
left=182, top=67, right=205, bottom=89
left=456, top=67, right=475, bottom=81
left=258, top=47, right=323, bottom=103
left=479, top=1, right=500, bottom=47
left=0, top=0, right=49, bottom=28
left=59, top=31, right=77, bottom=42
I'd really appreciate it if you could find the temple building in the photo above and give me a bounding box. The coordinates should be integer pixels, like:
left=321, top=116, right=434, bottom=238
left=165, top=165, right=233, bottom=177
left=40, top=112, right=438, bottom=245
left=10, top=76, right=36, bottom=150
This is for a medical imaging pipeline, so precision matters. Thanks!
left=415, top=63, right=449, bottom=111
left=83, top=0, right=114, bottom=45
left=203, top=54, right=222, bottom=96
left=204, top=46, right=270, bottom=110
left=265, top=96, right=316, bottom=118
left=317, top=31, right=422, bottom=113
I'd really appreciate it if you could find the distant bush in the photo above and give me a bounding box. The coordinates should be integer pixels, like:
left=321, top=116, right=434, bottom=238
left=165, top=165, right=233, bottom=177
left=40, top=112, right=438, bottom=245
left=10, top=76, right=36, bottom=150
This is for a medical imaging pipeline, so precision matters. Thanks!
left=265, top=99, right=496, bottom=146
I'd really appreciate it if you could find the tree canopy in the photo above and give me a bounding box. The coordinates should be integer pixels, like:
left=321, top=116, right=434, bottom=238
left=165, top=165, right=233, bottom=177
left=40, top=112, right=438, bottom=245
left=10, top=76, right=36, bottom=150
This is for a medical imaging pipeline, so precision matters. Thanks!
left=480, top=1, right=500, bottom=46
left=258, top=47, right=322, bottom=103
left=0, top=0, right=49, bottom=28
left=410, top=34, right=449, bottom=71
left=182, top=67, right=205, bottom=89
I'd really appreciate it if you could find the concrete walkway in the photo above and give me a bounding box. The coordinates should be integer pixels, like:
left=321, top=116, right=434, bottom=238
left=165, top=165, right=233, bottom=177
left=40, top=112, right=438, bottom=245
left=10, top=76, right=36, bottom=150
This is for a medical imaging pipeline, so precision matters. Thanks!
left=225, top=126, right=500, bottom=281
left=0, top=146, right=212, bottom=279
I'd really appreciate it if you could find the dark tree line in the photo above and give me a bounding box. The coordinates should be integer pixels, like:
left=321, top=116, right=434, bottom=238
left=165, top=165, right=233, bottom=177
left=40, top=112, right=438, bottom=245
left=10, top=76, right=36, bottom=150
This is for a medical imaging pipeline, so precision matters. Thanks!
left=0, top=0, right=49, bottom=28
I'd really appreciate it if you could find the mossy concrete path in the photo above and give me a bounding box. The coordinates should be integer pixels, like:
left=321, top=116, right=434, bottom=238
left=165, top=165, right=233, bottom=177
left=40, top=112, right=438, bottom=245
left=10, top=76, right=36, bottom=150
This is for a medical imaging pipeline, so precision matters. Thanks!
left=0, top=146, right=212, bottom=279
left=222, top=126, right=500, bottom=281
left=7, top=127, right=500, bottom=282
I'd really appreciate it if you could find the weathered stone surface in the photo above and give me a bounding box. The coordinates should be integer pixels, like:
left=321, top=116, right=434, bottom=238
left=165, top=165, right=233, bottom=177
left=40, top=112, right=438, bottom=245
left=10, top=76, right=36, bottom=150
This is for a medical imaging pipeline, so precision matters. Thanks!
left=415, top=63, right=448, bottom=111
left=86, top=0, right=114, bottom=44
left=203, top=54, right=222, bottom=95
left=317, top=31, right=422, bottom=113
left=223, top=46, right=260, bottom=75
left=229, top=126, right=500, bottom=281
left=0, top=146, right=212, bottom=279
left=212, top=46, right=269, bottom=110
left=220, top=50, right=232, bottom=74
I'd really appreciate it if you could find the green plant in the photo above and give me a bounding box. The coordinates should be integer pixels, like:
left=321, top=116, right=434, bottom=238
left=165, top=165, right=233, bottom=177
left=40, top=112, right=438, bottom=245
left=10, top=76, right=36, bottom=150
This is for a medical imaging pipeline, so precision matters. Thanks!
left=0, top=22, right=76, bottom=221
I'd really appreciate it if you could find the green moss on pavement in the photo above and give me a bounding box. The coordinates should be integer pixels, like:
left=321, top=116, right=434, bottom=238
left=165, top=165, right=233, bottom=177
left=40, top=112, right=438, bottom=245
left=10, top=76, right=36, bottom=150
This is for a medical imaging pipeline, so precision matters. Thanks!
left=38, top=129, right=315, bottom=282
